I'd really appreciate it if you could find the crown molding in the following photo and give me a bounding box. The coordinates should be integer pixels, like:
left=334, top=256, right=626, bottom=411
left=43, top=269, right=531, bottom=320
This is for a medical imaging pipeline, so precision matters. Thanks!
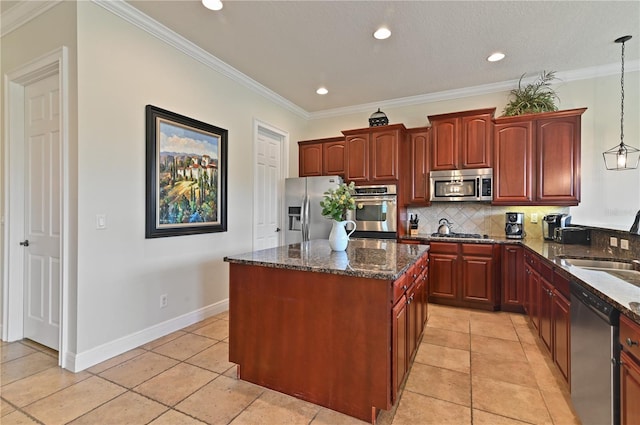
left=308, top=60, right=640, bottom=120
left=91, top=0, right=309, bottom=119
left=0, top=0, right=63, bottom=37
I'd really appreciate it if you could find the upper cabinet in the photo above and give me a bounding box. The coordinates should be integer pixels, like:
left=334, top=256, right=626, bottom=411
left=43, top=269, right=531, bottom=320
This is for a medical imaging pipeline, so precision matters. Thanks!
left=298, top=136, right=345, bottom=178
left=342, top=124, right=406, bottom=184
left=428, top=108, right=495, bottom=171
left=405, top=127, right=431, bottom=205
left=493, top=108, right=586, bottom=206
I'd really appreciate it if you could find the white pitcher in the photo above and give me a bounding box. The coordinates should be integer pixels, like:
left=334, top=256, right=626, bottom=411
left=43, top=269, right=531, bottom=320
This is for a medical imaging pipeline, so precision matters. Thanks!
left=329, top=220, right=356, bottom=251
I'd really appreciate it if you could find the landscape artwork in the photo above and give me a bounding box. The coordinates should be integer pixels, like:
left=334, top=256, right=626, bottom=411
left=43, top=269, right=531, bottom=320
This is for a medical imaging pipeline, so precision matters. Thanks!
left=145, top=105, right=227, bottom=238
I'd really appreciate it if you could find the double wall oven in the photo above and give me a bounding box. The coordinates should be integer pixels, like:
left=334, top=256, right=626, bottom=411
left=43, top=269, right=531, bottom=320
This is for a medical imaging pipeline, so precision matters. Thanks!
left=346, top=185, right=397, bottom=239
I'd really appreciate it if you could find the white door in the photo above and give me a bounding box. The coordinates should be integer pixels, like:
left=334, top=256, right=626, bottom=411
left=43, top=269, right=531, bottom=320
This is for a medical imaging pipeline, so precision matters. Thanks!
left=22, top=74, right=61, bottom=350
left=254, top=124, right=286, bottom=250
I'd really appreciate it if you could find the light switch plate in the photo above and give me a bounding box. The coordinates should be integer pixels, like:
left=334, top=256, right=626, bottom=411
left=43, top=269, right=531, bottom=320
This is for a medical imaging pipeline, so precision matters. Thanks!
left=610, top=236, right=618, bottom=247
left=531, top=213, right=538, bottom=223
left=621, top=239, right=629, bottom=250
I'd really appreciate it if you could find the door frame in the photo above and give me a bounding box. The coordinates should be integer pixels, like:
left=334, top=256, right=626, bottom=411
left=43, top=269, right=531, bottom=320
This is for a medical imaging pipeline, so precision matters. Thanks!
left=2, top=46, right=70, bottom=367
left=252, top=118, right=289, bottom=250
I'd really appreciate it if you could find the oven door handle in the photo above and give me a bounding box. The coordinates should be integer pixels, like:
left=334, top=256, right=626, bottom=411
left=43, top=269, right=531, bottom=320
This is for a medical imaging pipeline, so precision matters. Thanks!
left=353, top=196, right=397, bottom=204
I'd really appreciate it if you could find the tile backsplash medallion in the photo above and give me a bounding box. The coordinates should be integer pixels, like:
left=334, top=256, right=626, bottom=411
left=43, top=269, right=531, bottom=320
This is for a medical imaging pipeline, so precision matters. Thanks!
left=406, top=204, right=570, bottom=239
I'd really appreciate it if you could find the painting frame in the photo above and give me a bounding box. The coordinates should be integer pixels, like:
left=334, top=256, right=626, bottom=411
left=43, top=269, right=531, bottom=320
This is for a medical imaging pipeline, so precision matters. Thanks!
left=145, top=105, right=228, bottom=238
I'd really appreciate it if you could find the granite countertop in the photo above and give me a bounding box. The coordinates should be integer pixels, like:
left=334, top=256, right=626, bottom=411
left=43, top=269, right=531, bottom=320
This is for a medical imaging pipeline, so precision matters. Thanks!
left=224, top=238, right=429, bottom=280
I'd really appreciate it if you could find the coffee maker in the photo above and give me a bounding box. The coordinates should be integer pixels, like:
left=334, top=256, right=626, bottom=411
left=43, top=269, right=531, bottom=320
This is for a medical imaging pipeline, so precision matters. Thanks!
left=542, top=214, right=571, bottom=240
left=505, top=212, right=525, bottom=239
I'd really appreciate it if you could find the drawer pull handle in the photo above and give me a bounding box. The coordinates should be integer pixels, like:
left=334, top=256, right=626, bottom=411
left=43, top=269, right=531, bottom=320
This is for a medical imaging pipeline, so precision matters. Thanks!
left=626, top=337, right=639, bottom=347
left=402, top=285, right=408, bottom=290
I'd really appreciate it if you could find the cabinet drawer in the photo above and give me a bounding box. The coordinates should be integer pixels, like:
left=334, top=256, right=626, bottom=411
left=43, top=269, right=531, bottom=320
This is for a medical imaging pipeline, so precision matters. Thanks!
left=538, top=260, right=553, bottom=282
left=620, top=315, right=640, bottom=363
left=553, top=271, right=570, bottom=299
left=461, top=243, right=493, bottom=256
left=429, top=242, right=459, bottom=254
left=393, top=273, right=410, bottom=304
left=525, top=251, right=539, bottom=269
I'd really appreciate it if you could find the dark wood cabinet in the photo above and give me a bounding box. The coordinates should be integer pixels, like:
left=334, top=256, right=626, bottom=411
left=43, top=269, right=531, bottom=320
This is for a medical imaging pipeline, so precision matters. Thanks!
left=323, top=139, right=346, bottom=177
left=343, top=124, right=406, bottom=184
left=501, top=245, right=525, bottom=312
left=298, top=136, right=345, bottom=178
left=428, top=108, right=495, bottom=171
left=493, top=120, right=534, bottom=203
left=391, top=252, right=429, bottom=403
left=620, top=314, right=640, bottom=425
left=299, top=142, right=323, bottom=177
left=391, top=294, right=407, bottom=404
left=493, top=108, right=586, bottom=206
left=428, top=242, right=498, bottom=310
left=552, top=288, right=571, bottom=384
left=522, top=248, right=571, bottom=385
left=460, top=244, right=496, bottom=306
left=406, top=127, right=430, bottom=205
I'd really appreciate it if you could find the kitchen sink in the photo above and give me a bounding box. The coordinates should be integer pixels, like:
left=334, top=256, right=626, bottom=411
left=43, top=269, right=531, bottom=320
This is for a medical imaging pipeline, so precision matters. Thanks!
left=560, top=257, right=640, bottom=287
left=560, top=257, right=638, bottom=271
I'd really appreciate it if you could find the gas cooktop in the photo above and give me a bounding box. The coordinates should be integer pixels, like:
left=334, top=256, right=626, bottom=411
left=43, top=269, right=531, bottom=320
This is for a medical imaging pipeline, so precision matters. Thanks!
left=430, top=232, right=487, bottom=239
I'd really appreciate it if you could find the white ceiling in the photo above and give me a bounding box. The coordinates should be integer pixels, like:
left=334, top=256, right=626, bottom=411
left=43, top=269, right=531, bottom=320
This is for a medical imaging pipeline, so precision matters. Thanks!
left=4, top=1, right=640, bottom=114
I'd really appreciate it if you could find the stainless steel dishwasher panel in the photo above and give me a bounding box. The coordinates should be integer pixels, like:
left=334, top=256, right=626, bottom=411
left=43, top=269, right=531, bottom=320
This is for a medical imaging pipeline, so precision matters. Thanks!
left=570, top=280, right=619, bottom=425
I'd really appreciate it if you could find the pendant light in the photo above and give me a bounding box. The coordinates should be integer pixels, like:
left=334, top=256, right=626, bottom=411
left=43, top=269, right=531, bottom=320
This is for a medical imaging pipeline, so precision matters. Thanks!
left=603, top=35, right=639, bottom=170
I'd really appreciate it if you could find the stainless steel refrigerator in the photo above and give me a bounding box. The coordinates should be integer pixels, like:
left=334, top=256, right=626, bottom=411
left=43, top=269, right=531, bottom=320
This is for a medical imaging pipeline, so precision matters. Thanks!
left=285, top=176, right=342, bottom=244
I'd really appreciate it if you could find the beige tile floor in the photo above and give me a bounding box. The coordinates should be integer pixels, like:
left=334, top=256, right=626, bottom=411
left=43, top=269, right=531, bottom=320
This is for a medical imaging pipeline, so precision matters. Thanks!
left=0, top=305, right=580, bottom=425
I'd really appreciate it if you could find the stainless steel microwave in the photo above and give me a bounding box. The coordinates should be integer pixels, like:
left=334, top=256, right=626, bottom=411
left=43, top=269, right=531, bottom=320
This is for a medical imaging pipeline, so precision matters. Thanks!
left=429, top=168, right=493, bottom=202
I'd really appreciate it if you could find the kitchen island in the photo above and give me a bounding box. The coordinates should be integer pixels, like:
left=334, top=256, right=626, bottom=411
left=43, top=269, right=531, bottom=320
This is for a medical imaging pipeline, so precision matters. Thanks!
left=224, top=239, right=429, bottom=424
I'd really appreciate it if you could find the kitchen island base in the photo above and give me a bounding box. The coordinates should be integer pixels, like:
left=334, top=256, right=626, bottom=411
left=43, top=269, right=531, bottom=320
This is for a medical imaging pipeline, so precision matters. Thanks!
left=229, top=263, right=391, bottom=423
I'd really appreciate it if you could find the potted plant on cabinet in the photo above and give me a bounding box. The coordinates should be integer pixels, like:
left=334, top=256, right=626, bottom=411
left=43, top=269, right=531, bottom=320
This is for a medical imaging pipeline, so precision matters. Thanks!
left=503, top=70, right=560, bottom=116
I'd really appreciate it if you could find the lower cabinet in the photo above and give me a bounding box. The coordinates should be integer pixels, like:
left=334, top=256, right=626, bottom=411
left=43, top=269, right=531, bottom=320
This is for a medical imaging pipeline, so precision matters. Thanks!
left=524, top=248, right=571, bottom=385
left=429, top=242, right=498, bottom=310
left=501, top=245, right=525, bottom=312
left=620, top=315, right=640, bottom=425
left=391, top=253, right=429, bottom=403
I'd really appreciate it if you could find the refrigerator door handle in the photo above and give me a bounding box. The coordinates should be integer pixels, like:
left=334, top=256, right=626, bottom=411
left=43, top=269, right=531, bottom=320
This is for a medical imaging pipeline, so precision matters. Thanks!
left=302, top=195, right=309, bottom=242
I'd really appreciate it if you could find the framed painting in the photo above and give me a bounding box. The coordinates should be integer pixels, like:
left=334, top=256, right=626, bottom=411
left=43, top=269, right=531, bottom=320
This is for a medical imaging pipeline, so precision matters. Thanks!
left=145, top=105, right=227, bottom=238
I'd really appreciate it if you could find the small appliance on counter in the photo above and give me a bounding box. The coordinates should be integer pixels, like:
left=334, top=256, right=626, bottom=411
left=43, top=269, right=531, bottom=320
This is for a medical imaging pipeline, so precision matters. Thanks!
left=505, top=212, right=525, bottom=239
left=554, top=227, right=591, bottom=245
left=542, top=213, right=572, bottom=240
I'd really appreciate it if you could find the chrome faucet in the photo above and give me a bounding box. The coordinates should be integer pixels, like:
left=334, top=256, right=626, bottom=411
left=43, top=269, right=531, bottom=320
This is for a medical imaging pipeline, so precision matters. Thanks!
left=630, top=210, right=640, bottom=234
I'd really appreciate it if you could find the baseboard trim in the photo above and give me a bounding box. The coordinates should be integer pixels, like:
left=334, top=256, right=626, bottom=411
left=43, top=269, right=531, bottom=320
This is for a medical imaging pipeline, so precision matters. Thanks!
left=70, top=299, right=228, bottom=372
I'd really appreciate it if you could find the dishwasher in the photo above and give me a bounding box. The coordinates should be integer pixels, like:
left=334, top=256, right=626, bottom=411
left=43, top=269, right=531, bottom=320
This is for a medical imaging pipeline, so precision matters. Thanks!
left=570, top=280, right=620, bottom=425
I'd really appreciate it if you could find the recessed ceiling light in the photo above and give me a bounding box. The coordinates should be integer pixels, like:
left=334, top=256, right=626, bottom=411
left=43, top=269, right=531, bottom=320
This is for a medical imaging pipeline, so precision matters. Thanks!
left=202, top=0, right=223, bottom=11
left=316, top=87, right=328, bottom=95
left=373, top=27, right=391, bottom=40
left=487, top=52, right=506, bottom=62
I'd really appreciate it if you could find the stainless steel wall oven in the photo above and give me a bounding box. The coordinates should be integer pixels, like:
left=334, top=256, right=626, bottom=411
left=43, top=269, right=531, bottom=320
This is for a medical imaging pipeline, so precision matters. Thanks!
left=346, top=185, right=397, bottom=239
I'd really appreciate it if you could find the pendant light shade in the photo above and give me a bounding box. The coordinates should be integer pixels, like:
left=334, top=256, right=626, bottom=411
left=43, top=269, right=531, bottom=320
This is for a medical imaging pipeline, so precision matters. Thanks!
left=603, top=35, right=639, bottom=170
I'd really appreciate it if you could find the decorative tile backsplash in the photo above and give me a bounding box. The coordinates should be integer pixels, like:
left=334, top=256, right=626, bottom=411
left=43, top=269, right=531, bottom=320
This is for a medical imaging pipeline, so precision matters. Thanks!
left=406, top=204, right=570, bottom=239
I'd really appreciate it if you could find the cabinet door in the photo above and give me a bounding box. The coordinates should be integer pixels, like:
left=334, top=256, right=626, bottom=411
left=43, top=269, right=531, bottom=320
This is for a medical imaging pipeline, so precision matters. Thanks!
left=621, top=351, right=640, bottom=425
left=536, top=115, right=581, bottom=205
left=493, top=120, right=534, bottom=204
left=371, top=129, right=400, bottom=182
left=539, top=277, right=553, bottom=353
left=461, top=113, right=492, bottom=168
left=323, top=140, right=346, bottom=177
left=345, top=134, right=369, bottom=182
left=408, top=130, right=430, bottom=204
left=501, top=245, right=525, bottom=311
left=460, top=253, right=494, bottom=305
left=392, top=295, right=408, bottom=404
left=428, top=253, right=458, bottom=300
left=431, top=118, right=459, bottom=170
left=552, top=290, right=571, bottom=384
left=527, top=268, right=540, bottom=330
left=299, top=143, right=323, bottom=176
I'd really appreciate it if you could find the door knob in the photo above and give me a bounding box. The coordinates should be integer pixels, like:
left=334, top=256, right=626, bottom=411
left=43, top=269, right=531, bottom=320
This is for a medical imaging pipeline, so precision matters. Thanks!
left=19, top=240, right=29, bottom=247
left=275, top=227, right=281, bottom=232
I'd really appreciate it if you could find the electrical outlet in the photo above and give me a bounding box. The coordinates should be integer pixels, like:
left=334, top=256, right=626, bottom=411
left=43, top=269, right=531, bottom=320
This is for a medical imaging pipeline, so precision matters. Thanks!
left=610, top=237, right=618, bottom=247
left=621, top=239, right=629, bottom=250
left=531, top=213, right=538, bottom=224
left=160, top=294, right=168, bottom=308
